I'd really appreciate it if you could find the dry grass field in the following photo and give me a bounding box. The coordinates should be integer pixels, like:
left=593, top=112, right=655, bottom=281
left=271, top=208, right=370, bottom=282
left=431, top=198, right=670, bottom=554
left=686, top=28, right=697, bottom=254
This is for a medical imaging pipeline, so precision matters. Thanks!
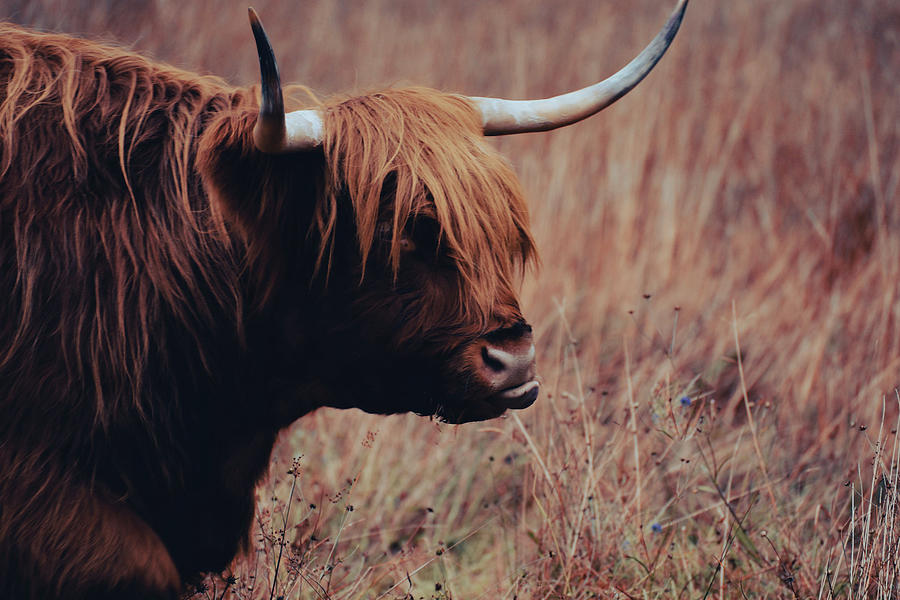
left=4, top=0, right=900, bottom=597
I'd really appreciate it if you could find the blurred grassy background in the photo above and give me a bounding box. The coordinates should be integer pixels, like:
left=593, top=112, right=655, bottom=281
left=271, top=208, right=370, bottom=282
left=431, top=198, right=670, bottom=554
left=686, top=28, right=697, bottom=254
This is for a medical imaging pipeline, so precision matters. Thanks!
left=4, top=0, right=900, bottom=597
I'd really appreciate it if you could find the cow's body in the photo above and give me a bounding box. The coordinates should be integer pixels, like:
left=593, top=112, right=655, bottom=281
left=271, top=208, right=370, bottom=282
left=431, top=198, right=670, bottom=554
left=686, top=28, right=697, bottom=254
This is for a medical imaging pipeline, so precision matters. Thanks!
left=0, top=24, right=536, bottom=598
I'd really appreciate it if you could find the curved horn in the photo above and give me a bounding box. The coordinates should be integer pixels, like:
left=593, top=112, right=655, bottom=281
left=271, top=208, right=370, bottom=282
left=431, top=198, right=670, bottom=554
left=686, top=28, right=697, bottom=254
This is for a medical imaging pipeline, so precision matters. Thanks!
left=472, top=0, right=688, bottom=136
left=249, top=8, right=323, bottom=153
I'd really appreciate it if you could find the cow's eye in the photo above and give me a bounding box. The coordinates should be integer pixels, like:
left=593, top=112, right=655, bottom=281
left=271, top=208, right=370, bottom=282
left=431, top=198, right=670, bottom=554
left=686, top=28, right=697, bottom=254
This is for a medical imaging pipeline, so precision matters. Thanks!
left=398, top=234, right=416, bottom=253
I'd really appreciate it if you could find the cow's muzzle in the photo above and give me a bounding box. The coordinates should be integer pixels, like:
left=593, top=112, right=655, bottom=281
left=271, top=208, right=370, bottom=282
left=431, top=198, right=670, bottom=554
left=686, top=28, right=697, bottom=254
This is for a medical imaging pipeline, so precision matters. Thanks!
left=477, top=322, right=539, bottom=410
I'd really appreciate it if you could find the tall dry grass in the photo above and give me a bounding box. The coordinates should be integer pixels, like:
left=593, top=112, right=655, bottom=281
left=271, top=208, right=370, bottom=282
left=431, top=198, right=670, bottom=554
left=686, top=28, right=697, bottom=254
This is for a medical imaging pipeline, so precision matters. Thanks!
left=4, top=0, right=900, bottom=597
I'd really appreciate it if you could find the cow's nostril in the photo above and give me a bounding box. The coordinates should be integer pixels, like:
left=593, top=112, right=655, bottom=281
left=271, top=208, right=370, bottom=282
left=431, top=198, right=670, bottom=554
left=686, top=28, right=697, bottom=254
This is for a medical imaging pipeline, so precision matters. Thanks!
left=478, top=342, right=536, bottom=394
left=481, top=345, right=507, bottom=373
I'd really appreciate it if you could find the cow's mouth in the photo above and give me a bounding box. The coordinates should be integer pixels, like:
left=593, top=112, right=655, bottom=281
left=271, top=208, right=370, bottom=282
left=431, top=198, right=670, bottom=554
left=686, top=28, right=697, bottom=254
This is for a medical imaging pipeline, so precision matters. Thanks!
left=494, top=379, right=540, bottom=409
left=434, top=378, right=540, bottom=424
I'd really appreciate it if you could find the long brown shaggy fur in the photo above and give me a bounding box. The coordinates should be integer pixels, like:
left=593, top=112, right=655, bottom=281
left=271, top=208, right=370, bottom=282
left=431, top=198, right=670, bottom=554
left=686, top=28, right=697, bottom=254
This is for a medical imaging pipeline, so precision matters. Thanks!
left=0, top=23, right=242, bottom=420
left=0, top=24, right=255, bottom=597
left=320, top=88, right=535, bottom=324
left=0, top=21, right=537, bottom=599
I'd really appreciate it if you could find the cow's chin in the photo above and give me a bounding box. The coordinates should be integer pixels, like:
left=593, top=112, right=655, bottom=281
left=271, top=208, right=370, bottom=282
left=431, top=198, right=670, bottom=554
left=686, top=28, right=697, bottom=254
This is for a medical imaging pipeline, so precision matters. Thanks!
left=329, top=374, right=540, bottom=424
left=432, top=380, right=541, bottom=424
left=311, top=338, right=540, bottom=423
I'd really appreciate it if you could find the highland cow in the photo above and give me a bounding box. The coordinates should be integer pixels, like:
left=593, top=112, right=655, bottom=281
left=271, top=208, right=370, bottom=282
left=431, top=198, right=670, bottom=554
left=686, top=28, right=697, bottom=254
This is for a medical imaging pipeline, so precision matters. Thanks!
left=0, top=2, right=686, bottom=598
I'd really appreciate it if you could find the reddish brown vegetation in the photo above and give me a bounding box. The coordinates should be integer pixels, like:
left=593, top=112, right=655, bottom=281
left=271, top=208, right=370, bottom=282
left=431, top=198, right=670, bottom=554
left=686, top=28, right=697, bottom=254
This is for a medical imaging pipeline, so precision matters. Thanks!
left=4, top=0, right=900, bottom=598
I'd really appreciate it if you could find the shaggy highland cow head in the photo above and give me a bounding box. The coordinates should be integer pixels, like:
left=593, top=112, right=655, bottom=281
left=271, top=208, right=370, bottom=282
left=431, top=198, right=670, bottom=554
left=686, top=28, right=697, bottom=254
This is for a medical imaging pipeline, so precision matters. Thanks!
left=313, top=89, right=540, bottom=423
left=202, top=1, right=686, bottom=423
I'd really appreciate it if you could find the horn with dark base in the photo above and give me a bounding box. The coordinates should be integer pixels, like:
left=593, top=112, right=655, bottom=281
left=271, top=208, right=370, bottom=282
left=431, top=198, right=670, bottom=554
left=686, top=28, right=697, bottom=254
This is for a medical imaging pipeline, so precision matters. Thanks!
left=249, top=7, right=322, bottom=153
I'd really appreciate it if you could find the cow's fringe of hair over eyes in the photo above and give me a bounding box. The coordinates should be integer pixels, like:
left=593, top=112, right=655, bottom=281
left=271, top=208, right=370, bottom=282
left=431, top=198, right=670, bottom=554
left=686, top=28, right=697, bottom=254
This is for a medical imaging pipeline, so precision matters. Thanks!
left=0, top=24, right=245, bottom=427
left=319, top=88, right=537, bottom=328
